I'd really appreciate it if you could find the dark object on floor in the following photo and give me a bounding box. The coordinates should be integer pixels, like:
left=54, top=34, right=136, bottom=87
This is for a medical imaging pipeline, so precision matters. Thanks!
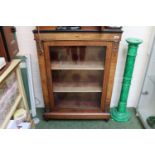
left=147, top=116, right=155, bottom=128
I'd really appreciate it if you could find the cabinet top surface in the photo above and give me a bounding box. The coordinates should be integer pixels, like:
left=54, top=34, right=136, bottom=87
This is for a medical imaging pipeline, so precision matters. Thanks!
left=33, top=29, right=123, bottom=34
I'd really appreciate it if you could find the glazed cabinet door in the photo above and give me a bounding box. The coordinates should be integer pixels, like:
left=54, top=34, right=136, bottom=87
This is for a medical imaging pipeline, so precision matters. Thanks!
left=43, top=41, right=113, bottom=113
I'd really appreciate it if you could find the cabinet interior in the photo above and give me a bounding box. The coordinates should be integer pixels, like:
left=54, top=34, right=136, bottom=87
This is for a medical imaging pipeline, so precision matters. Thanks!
left=49, top=46, right=106, bottom=110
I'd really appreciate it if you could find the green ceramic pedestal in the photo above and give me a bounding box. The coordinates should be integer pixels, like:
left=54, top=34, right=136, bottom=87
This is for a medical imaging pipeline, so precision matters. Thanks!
left=111, top=38, right=143, bottom=122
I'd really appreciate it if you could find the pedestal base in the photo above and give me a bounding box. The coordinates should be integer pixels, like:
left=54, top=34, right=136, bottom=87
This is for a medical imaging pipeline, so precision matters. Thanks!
left=110, top=108, right=131, bottom=122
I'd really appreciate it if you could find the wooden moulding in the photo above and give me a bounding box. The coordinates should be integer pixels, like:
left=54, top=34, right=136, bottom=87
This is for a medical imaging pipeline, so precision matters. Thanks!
left=37, top=26, right=103, bottom=31
left=34, top=32, right=122, bottom=42
left=43, top=112, right=110, bottom=120
left=81, top=26, right=102, bottom=30
left=37, top=26, right=57, bottom=30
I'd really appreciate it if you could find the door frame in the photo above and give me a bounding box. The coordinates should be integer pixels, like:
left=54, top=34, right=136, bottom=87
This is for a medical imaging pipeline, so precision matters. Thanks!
left=43, top=41, right=113, bottom=112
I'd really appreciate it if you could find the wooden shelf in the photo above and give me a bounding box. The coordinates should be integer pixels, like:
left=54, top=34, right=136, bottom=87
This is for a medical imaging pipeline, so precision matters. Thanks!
left=55, top=100, right=100, bottom=110
left=0, top=59, right=20, bottom=83
left=0, top=95, right=22, bottom=129
left=51, top=61, right=104, bottom=70
left=53, top=82, right=102, bottom=92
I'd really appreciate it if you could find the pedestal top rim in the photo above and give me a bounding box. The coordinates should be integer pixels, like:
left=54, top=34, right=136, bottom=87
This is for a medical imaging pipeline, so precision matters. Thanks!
left=126, top=38, right=143, bottom=44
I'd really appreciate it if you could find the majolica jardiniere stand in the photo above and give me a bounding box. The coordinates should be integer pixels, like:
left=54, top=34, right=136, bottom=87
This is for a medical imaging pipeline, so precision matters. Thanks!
left=111, top=38, right=143, bottom=122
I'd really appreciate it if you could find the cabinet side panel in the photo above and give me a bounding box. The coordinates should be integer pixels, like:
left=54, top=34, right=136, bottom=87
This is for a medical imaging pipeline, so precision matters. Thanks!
left=36, top=42, right=50, bottom=111
left=106, top=42, right=119, bottom=110
left=43, top=43, right=55, bottom=109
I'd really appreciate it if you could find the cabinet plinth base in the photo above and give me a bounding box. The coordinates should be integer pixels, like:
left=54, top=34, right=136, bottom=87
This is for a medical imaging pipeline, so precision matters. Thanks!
left=43, top=112, right=110, bottom=120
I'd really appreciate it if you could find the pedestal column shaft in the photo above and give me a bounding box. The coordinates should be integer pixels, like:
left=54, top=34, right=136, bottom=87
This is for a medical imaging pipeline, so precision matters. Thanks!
left=118, top=45, right=139, bottom=113
left=111, top=38, right=142, bottom=122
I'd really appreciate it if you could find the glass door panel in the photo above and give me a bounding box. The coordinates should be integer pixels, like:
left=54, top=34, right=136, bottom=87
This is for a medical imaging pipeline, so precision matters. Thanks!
left=49, top=46, right=106, bottom=110
left=50, top=46, right=106, bottom=70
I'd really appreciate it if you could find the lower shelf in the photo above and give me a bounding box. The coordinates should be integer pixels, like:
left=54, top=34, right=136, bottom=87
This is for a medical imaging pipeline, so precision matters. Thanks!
left=43, top=111, right=110, bottom=120
left=55, top=100, right=100, bottom=110
left=53, top=82, right=102, bottom=92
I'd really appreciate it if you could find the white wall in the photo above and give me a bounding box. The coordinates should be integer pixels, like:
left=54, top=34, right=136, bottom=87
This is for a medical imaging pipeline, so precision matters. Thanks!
left=16, top=26, right=155, bottom=108
left=16, top=26, right=44, bottom=107
left=111, top=27, right=155, bottom=107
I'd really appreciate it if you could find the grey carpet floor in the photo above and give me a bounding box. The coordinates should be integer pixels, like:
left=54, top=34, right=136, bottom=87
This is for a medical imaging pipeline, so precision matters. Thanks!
left=35, top=108, right=144, bottom=129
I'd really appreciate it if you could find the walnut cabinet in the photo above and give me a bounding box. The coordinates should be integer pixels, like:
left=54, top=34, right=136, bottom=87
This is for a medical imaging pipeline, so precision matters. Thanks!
left=33, top=27, right=122, bottom=120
